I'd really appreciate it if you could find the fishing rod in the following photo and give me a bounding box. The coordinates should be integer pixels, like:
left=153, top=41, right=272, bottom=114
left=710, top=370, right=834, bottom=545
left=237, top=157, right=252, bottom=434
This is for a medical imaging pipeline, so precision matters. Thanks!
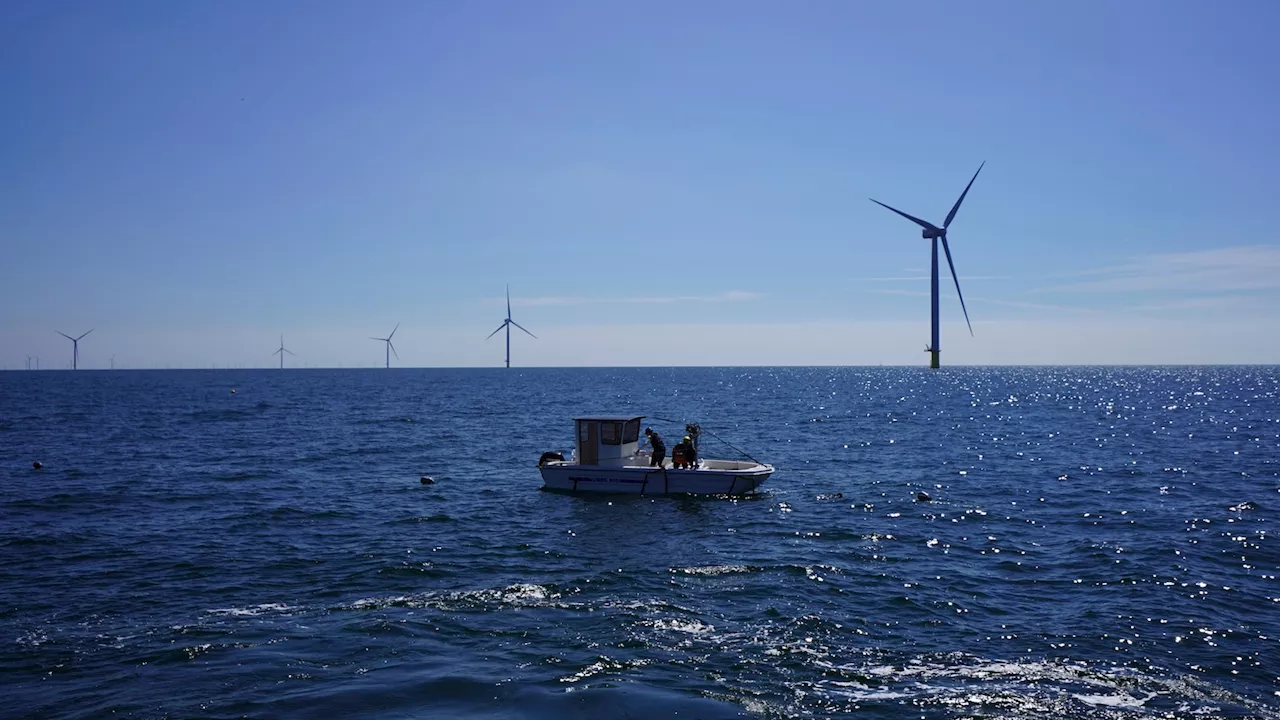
left=651, top=416, right=764, bottom=466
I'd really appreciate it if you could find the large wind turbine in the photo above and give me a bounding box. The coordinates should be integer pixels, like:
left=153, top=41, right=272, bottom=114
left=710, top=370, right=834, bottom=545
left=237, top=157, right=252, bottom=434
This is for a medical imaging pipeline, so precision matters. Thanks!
left=870, top=163, right=983, bottom=369
left=487, top=285, right=535, bottom=368
left=371, top=324, right=399, bottom=369
left=272, top=335, right=295, bottom=369
left=57, top=329, right=94, bottom=370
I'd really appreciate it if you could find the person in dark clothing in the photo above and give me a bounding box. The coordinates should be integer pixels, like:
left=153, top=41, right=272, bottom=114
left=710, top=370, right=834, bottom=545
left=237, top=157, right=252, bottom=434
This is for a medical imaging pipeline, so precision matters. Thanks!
left=644, top=427, right=666, bottom=467
left=683, top=435, right=698, bottom=468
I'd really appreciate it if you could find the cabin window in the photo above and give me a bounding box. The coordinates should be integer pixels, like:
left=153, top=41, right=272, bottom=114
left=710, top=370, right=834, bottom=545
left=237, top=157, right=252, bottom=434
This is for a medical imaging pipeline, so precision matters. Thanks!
left=579, top=422, right=591, bottom=443
left=623, top=419, right=640, bottom=444
left=600, top=421, right=622, bottom=445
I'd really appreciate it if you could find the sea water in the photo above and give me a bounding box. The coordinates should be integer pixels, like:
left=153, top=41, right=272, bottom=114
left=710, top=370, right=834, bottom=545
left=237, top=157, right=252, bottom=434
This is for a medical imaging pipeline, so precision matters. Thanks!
left=1, top=366, right=1277, bottom=719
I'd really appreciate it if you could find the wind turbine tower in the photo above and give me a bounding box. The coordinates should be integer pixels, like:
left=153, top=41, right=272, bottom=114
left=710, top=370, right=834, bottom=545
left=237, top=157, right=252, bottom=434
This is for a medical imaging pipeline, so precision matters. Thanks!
left=487, top=285, right=536, bottom=368
left=870, top=163, right=983, bottom=369
left=371, top=324, right=399, bottom=369
left=57, top=329, right=94, bottom=370
left=272, top=335, right=295, bottom=369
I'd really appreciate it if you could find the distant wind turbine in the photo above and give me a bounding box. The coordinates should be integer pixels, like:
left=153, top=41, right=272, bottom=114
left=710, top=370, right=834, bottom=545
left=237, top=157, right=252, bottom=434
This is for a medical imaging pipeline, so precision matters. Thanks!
left=870, top=163, right=983, bottom=369
left=487, top=285, right=536, bottom=368
left=371, top=324, right=399, bottom=369
left=25, top=355, right=32, bottom=371
left=272, top=335, right=295, bottom=369
left=57, top=329, right=94, bottom=370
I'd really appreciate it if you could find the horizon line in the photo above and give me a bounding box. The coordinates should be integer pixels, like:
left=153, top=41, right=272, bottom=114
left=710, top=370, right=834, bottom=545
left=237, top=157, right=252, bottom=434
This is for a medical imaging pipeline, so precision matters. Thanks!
left=3, top=362, right=1277, bottom=372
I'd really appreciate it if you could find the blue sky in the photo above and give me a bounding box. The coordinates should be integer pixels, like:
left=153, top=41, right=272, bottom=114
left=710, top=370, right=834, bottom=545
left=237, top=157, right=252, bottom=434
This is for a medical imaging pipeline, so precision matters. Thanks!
left=3, top=0, right=1278, bottom=368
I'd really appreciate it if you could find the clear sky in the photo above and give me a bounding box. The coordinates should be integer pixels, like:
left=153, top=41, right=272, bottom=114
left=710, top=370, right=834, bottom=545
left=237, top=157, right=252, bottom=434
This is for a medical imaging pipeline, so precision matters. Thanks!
left=3, top=0, right=1278, bottom=369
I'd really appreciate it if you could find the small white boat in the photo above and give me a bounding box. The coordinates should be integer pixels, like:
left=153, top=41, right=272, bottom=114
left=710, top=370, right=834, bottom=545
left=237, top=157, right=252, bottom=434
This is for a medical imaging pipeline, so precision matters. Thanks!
left=537, top=416, right=774, bottom=495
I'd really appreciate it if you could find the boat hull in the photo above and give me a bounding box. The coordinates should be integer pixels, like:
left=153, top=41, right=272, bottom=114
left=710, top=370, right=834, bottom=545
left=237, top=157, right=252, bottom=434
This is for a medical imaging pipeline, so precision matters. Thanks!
left=539, top=462, right=773, bottom=495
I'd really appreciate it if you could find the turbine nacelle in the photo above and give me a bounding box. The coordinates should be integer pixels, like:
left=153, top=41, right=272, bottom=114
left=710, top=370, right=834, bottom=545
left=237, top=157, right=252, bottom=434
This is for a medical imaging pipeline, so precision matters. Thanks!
left=922, top=227, right=944, bottom=239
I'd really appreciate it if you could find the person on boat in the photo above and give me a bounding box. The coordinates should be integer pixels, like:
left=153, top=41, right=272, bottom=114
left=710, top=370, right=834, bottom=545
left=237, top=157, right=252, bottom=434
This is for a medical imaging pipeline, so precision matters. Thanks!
left=672, top=435, right=698, bottom=469
left=683, top=435, right=698, bottom=468
left=644, top=427, right=666, bottom=467
left=671, top=438, right=688, bottom=469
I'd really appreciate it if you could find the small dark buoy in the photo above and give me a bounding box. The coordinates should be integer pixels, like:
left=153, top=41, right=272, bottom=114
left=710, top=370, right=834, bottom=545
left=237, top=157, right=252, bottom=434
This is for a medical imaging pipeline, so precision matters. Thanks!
left=420, top=476, right=434, bottom=485
left=916, top=491, right=932, bottom=502
left=32, top=461, right=43, bottom=470
left=231, top=389, right=237, bottom=394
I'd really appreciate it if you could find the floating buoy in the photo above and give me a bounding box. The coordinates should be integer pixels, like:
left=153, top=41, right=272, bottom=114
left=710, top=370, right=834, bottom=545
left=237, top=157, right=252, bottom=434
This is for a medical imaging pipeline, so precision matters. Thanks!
left=420, top=476, right=434, bottom=485
left=32, top=461, right=43, bottom=470
left=231, top=389, right=237, bottom=394
left=916, top=491, right=932, bottom=502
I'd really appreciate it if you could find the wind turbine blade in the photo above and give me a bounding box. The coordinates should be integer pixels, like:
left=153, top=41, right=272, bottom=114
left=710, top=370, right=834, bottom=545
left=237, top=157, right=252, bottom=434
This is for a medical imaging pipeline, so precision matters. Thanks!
left=511, top=320, right=537, bottom=339
left=940, top=237, right=974, bottom=336
left=869, top=199, right=939, bottom=232
left=506, top=285, right=512, bottom=319
left=370, top=337, right=386, bottom=342
left=285, top=349, right=296, bottom=356
left=388, top=323, right=399, bottom=340
left=943, top=161, right=984, bottom=229
left=487, top=322, right=506, bottom=339
left=389, top=342, right=399, bottom=360
left=78, top=329, right=94, bottom=341
left=272, top=348, right=283, bottom=356
left=57, top=331, right=75, bottom=341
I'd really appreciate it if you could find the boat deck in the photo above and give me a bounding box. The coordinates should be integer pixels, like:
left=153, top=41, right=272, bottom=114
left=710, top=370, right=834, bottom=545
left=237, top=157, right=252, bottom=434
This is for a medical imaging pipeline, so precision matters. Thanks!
left=615, top=458, right=765, bottom=472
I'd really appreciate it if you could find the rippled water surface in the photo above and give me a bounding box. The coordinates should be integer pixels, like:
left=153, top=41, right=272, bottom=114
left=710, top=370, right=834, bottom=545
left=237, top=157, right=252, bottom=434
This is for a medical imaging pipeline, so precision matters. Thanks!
left=2, top=366, right=1278, bottom=719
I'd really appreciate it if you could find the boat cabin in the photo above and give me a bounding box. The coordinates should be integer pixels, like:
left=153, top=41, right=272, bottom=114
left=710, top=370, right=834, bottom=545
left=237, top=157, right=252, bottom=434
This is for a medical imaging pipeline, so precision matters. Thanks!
left=573, top=415, right=644, bottom=466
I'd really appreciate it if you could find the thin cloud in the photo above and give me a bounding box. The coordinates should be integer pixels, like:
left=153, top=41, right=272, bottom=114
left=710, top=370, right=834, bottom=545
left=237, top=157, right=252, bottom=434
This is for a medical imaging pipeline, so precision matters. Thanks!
left=866, top=288, right=930, bottom=298
left=619, top=291, right=762, bottom=305
left=861, top=275, right=1008, bottom=282
left=1043, top=245, right=1280, bottom=294
left=489, top=291, right=763, bottom=308
left=510, top=296, right=590, bottom=307
left=874, top=282, right=1241, bottom=316
left=973, top=297, right=1102, bottom=313
left=1125, top=295, right=1253, bottom=312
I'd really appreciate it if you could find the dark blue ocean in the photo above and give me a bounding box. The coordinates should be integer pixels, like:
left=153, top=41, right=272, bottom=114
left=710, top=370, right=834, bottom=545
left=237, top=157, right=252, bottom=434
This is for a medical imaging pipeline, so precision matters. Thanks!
left=2, top=367, right=1277, bottom=719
